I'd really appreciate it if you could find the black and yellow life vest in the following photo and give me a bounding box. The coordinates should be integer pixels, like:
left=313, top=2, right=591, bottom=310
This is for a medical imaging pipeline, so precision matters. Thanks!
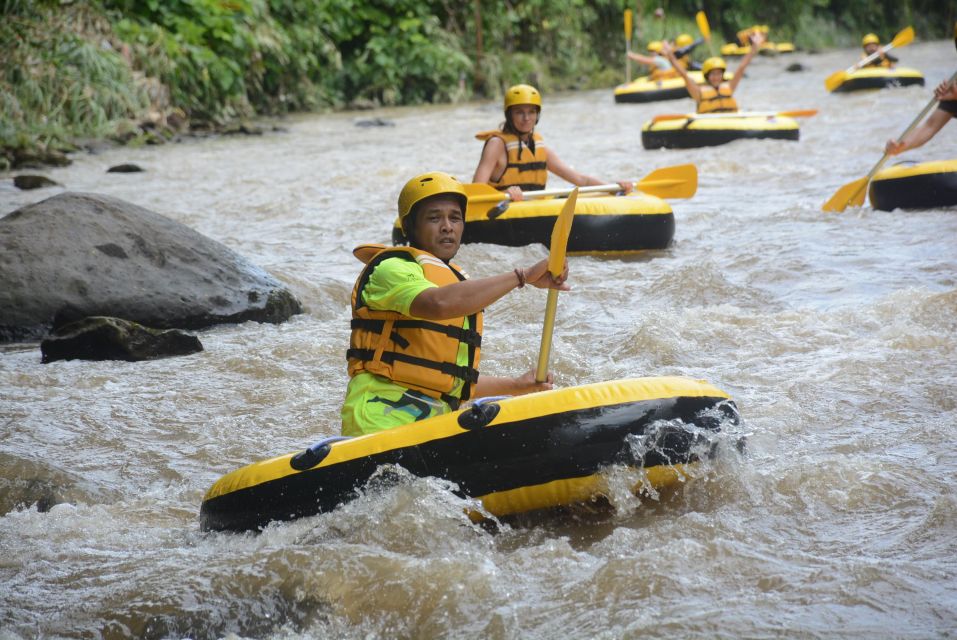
left=347, top=245, right=483, bottom=409
left=697, top=83, right=738, bottom=113
left=475, top=130, right=548, bottom=191
left=860, top=53, right=893, bottom=68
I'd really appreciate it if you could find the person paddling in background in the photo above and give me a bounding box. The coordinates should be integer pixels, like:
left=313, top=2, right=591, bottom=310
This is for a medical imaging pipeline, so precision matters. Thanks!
left=473, top=84, right=633, bottom=202
left=861, top=33, right=898, bottom=68
left=341, top=172, right=569, bottom=437
left=627, top=35, right=701, bottom=79
left=661, top=30, right=764, bottom=113
left=885, top=79, right=957, bottom=155
left=672, top=33, right=703, bottom=71
left=627, top=41, right=673, bottom=79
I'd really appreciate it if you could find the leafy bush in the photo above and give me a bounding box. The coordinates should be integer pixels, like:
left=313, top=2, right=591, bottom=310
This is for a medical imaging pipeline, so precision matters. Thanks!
left=0, top=3, right=149, bottom=154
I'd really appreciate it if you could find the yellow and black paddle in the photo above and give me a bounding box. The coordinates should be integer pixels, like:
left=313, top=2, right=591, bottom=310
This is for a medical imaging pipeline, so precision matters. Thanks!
left=535, top=188, right=576, bottom=383
left=624, top=9, right=633, bottom=83
left=822, top=69, right=957, bottom=213
left=462, top=164, right=698, bottom=218
left=824, top=26, right=914, bottom=92
left=651, top=109, right=818, bottom=123
left=696, top=11, right=714, bottom=55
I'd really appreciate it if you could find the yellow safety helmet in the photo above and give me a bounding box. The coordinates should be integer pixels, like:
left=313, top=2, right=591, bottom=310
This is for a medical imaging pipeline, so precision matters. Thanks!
left=397, top=172, right=467, bottom=221
left=675, top=33, right=694, bottom=49
left=862, top=33, right=880, bottom=46
left=647, top=40, right=663, bottom=53
left=504, top=84, right=542, bottom=110
left=702, top=56, right=727, bottom=76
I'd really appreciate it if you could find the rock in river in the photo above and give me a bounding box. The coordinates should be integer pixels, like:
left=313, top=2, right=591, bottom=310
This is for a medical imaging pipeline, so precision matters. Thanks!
left=40, top=316, right=203, bottom=363
left=0, top=192, right=302, bottom=342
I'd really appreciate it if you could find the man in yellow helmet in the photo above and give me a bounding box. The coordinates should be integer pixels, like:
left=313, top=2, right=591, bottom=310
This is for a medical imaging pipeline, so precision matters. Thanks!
left=662, top=31, right=763, bottom=113
left=341, top=171, right=569, bottom=436
left=861, top=33, right=897, bottom=68
left=673, top=33, right=703, bottom=71
left=473, top=84, right=633, bottom=201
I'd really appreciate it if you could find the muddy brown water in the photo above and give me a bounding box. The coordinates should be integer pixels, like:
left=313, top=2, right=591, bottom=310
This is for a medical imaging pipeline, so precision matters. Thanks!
left=1, top=40, right=956, bottom=639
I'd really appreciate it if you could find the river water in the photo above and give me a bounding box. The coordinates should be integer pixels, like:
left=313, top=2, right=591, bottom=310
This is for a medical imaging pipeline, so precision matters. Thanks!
left=2, top=40, right=956, bottom=639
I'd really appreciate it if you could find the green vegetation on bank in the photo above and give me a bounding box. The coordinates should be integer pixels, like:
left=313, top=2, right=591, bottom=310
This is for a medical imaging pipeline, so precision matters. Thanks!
left=1, top=0, right=952, bottom=170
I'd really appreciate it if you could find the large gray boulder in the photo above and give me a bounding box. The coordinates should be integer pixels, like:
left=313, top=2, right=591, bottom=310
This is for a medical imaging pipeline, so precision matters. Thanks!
left=0, top=192, right=302, bottom=342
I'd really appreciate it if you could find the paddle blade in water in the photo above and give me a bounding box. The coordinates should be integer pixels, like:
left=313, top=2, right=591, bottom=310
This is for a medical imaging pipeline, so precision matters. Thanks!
left=825, top=71, right=847, bottom=92
left=636, top=164, right=697, bottom=199
left=822, top=177, right=868, bottom=212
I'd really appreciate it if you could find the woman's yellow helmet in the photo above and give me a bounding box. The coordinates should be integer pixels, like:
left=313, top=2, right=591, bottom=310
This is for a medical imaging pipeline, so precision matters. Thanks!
left=702, top=56, right=727, bottom=76
left=397, top=172, right=467, bottom=221
left=647, top=40, right=663, bottom=53
left=504, top=84, right=542, bottom=110
left=862, top=33, right=880, bottom=46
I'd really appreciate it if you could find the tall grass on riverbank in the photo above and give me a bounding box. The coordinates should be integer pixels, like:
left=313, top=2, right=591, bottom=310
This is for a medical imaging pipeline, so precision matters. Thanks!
left=0, top=3, right=149, bottom=169
left=2, top=0, right=954, bottom=172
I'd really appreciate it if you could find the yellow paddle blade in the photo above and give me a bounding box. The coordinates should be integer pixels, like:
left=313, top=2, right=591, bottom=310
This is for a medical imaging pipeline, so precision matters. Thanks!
left=462, top=182, right=509, bottom=209
left=696, top=11, right=711, bottom=40
left=891, top=26, right=915, bottom=48
left=822, top=177, right=868, bottom=213
left=825, top=70, right=847, bottom=92
left=624, top=9, right=632, bottom=41
left=636, top=164, right=697, bottom=199
left=548, top=188, right=577, bottom=276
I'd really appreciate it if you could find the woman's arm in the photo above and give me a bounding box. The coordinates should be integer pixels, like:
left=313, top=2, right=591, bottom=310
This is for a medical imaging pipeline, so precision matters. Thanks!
left=546, top=148, right=633, bottom=193
left=885, top=108, right=952, bottom=155
left=661, top=41, right=700, bottom=101
left=409, top=258, right=569, bottom=320
left=729, top=32, right=762, bottom=93
left=472, top=136, right=506, bottom=184
left=474, top=369, right=554, bottom=397
left=627, top=51, right=658, bottom=68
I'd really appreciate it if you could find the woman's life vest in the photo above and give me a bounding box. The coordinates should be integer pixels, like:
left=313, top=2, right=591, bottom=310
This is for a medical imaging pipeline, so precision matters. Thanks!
left=475, top=130, right=548, bottom=191
left=697, top=83, right=739, bottom=113
left=347, top=245, right=483, bottom=409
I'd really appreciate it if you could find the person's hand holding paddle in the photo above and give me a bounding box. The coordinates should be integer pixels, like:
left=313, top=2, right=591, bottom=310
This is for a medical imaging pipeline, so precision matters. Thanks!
left=937, top=78, right=957, bottom=101
left=518, top=256, right=570, bottom=291
left=505, top=185, right=524, bottom=202
left=884, top=77, right=957, bottom=156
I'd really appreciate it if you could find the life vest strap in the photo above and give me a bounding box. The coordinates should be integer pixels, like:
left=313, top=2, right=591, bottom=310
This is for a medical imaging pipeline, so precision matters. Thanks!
left=350, top=319, right=482, bottom=348
left=499, top=182, right=547, bottom=191
left=505, top=161, right=547, bottom=171
left=346, top=348, right=480, bottom=384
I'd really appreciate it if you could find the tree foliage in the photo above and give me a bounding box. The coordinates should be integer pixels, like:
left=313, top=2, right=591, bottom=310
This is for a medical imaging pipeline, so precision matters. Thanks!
left=1, top=0, right=953, bottom=167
